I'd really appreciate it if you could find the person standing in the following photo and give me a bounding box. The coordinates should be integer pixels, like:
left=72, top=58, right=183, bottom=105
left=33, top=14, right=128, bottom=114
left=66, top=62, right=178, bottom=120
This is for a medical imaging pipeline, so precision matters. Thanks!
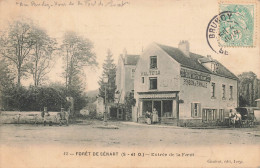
left=229, top=109, right=236, bottom=127
left=152, top=108, right=159, bottom=124
left=145, top=111, right=152, bottom=125
left=42, top=107, right=52, bottom=126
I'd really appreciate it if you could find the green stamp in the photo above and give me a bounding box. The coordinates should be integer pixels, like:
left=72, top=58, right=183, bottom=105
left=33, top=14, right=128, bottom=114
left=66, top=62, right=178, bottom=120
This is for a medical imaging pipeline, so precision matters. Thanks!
left=219, top=4, right=254, bottom=47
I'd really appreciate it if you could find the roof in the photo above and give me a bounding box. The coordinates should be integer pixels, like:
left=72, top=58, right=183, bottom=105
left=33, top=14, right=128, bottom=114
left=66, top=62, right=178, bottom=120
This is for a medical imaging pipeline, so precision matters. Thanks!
left=122, top=54, right=140, bottom=65
left=157, top=43, right=238, bottom=80
left=198, top=57, right=214, bottom=63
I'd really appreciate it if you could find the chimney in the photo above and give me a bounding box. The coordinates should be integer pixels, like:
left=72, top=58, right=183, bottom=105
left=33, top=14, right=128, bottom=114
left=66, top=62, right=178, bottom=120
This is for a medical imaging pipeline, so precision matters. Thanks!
left=207, top=55, right=213, bottom=61
left=178, top=40, right=190, bottom=57
left=123, top=48, right=127, bottom=56
left=123, top=48, right=128, bottom=64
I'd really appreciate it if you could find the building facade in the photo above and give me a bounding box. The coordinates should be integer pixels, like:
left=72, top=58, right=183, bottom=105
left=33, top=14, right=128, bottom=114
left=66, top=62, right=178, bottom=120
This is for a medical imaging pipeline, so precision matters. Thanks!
left=133, top=41, right=238, bottom=126
left=115, top=49, right=140, bottom=104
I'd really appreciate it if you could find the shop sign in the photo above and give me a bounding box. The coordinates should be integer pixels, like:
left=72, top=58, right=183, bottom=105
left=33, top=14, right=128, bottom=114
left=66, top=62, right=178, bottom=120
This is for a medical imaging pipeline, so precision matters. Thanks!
left=183, top=79, right=208, bottom=88
left=141, top=70, right=160, bottom=76
left=139, top=93, right=176, bottom=99
left=180, top=68, right=211, bottom=82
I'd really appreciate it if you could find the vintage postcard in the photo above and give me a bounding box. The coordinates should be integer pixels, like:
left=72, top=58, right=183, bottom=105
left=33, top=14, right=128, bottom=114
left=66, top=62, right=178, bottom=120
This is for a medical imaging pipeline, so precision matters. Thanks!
left=0, top=0, right=259, bottom=167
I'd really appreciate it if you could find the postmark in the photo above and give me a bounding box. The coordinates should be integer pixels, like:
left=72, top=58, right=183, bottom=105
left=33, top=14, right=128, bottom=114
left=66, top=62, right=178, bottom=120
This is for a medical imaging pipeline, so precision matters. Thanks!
left=206, top=11, right=231, bottom=55
left=206, top=1, right=256, bottom=54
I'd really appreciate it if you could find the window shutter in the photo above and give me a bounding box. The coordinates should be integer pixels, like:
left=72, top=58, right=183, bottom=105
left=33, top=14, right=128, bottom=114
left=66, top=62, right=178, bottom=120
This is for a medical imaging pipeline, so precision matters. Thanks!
left=198, top=103, right=201, bottom=117
left=191, top=103, right=194, bottom=117
left=202, top=109, right=206, bottom=121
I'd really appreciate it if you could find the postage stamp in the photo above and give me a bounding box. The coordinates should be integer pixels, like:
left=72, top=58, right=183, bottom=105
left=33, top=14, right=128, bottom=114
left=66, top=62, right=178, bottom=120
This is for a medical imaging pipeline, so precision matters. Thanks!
left=218, top=1, right=257, bottom=47
left=206, top=1, right=257, bottom=54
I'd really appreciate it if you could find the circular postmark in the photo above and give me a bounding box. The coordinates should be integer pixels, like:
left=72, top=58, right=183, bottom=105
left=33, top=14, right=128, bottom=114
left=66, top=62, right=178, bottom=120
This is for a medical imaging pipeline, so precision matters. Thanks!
left=206, top=5, right=254, bottom=54
left=206, top=11, right=233, bottom=55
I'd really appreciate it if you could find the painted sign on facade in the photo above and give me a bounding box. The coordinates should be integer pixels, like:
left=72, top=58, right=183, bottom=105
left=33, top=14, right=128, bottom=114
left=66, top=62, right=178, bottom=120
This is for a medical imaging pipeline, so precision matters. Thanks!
left=141, top=70, right=160, bottom=76
left=183, top=78, right=208, bottom=88
left=180, top=68, right=211, bottom=82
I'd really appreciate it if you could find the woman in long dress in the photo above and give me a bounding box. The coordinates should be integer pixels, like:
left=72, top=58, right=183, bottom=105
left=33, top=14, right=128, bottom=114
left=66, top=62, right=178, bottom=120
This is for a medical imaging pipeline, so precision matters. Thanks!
left=145, top=111, right=152, bottom=125
left=152, top=108, right=159, bottom=123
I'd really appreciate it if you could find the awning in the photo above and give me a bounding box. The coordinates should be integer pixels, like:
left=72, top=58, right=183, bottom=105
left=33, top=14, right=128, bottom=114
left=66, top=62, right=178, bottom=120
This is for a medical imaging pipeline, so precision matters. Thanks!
left=138, top=91, right=177, bottom=99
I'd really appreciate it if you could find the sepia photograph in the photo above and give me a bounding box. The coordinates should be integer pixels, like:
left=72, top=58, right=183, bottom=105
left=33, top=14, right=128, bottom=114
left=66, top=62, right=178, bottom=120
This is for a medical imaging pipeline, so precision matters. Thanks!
left=0, top=0, right=259, bottom=167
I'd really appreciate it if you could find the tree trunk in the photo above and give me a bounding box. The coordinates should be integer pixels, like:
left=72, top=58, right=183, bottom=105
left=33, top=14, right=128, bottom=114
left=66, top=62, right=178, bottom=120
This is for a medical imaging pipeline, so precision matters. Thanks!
left=17, top=66, right=21, bottom=86
left=249, top=82, right=253, bottom=106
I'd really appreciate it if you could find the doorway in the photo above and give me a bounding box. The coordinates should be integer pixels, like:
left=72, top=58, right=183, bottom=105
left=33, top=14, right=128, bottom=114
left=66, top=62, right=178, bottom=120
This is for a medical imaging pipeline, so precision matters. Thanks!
left=153, top=101, right=162, bottom=117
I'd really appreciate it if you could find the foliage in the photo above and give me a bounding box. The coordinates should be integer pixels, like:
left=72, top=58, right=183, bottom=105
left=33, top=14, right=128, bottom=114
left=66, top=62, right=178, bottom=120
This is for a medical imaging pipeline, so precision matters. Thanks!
left=123, top=92, right=136, bottom=120
left=60, top=31, right=97, bottom=92
left=0, top=19, right=56, bottom=87
left=67, top=87, right=88, bottom=112
left=27, top=26, right=57, bottom=86
left=0, top=84, right=88, bottom=112
left=0, top=20, right=35, bottom=86
left=0, top=58, right=15, bottom=91
left=238, top=71, right=259, bottom=107
left=98, top=49, right=117, bottom=103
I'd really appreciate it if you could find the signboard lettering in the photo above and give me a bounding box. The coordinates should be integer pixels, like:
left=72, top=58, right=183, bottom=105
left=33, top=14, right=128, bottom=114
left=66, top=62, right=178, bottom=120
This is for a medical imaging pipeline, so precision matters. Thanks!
left=183, top=79, right=208, bottom=88
left=141, top=70, right=160, bottom=76
left=180, top=68, right=211, bottom=82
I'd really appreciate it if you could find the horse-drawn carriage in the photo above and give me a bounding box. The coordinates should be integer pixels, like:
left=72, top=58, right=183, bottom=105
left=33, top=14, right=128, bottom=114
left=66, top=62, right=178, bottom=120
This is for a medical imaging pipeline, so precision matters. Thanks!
left=235, top=107, right=257, bottom=128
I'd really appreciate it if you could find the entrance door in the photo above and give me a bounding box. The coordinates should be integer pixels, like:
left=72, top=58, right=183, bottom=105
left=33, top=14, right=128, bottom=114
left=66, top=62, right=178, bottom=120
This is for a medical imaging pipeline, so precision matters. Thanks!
left=153, top=101, right=162, bottom=117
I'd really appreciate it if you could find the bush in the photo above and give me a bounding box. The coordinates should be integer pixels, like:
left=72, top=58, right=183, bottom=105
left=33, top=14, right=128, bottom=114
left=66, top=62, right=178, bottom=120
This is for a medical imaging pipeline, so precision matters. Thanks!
left=1, top=85, right=88, bottom=112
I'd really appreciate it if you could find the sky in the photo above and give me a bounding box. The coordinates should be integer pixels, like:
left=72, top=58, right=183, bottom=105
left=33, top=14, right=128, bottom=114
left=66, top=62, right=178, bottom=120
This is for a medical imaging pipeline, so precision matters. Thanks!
left=0, top=0, right=259, bottom=91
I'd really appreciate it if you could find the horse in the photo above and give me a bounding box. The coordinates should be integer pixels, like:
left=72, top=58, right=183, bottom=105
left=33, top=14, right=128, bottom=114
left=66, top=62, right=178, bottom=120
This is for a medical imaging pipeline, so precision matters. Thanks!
left=234, top=113, right=242, bottom=128
left=229, top=112, right=242, bottom=128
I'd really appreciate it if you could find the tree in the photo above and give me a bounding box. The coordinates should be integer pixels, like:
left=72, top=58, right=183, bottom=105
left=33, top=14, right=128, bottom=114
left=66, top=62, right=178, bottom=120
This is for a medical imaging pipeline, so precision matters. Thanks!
left=124, top=92, right=136, bottom=120
left=0, top=58, right=15, bottom=91
left=0, top=20, right=35, bottom=86
left=238, top=71, right=259, bottom=107
left=60, top=31, right=97, bottom=92
left=0, top=59, right=15, bottom=109
left=98, top=49, right=117, bottom=103
left=253, top=78, right=258, bottom=104
left=27, top=26, right=57, bottom=86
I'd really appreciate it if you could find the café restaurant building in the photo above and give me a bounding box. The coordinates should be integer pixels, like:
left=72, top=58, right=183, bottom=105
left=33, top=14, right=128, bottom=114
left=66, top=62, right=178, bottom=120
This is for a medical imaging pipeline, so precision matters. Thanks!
left=133, top=41, right=238, bottom=126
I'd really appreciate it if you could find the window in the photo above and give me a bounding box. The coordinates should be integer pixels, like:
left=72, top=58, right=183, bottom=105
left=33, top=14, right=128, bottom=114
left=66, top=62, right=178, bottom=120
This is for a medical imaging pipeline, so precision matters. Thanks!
left=211, top=63, right=216, bottom=72
left=163, top=100, right=173, bottom=117
left=212, top=109, right=217, bottom=120
left=222, top=84, right=226, bottom=99
left=210, top=62, right=218, bottom=73
left=202, top=109, right=217, bottom=122
left=150, top=56, right=157, bottom=69
left=211, top=83, right=216, bottom=98
left=218, top=109, right=224, bottom=122
left=191, top=103, right=201, bottom=118
left=142, top=77, right=145, bottom=84
left=149, top=77, right=157, bottom=90
left=229, top=86, right=233, bottom=99
left=131, top=68, right=135, bottom=79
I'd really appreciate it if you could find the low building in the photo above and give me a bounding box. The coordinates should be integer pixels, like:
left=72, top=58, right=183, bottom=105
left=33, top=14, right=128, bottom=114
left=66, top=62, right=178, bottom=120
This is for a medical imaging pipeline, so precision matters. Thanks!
left=95, top=97, right=105, bottom=118
left=133, top=41, right=238, bottom=126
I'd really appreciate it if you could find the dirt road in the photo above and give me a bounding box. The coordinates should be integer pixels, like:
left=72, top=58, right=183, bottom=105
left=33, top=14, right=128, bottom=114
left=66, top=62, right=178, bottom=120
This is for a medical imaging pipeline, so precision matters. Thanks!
left=1, top=120, right=260, bottom=147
